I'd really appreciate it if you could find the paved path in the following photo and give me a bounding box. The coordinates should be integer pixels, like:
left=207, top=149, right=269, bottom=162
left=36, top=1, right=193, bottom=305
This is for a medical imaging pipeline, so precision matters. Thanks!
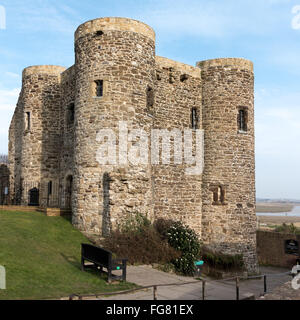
left=98, top=265, right=291, bottom=300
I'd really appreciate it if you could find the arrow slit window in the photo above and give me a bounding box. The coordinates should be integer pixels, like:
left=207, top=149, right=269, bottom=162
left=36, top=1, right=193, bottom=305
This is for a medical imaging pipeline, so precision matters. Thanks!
left=238, top=107, right=248, bottom=132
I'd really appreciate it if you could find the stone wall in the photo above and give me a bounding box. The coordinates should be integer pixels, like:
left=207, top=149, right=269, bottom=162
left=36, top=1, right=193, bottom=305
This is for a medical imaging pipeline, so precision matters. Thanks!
left=153, top=56, right=202, bottom=235
left=257, top=230, right=299, bottom=268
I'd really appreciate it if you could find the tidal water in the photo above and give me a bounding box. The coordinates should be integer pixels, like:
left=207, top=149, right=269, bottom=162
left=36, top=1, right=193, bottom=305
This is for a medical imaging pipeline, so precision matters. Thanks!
left=256, top=206, right=300, bottom=217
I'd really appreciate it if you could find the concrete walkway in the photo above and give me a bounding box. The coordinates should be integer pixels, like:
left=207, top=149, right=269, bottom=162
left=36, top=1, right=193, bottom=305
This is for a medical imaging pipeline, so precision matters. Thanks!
left=99, top=265, right=291, bottom=300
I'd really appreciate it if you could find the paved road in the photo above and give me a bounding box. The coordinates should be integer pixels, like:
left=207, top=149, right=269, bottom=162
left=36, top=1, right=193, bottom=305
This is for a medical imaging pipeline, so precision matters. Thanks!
left=97, top=265, right=291, bottom=300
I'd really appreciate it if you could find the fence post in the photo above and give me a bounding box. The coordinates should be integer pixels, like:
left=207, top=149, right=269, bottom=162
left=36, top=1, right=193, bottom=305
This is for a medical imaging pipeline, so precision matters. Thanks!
left=236, top=277, right=240, bottom=301
left=153, top=286, right=158, bottom=300
left=202, top=280, right=206, bottom=300
left=264, top=275, right=267, bottom=294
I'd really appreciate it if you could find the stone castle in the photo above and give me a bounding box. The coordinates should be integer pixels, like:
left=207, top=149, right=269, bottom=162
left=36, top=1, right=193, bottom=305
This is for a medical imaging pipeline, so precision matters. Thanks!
left=8, top=17, right=258, bottom=271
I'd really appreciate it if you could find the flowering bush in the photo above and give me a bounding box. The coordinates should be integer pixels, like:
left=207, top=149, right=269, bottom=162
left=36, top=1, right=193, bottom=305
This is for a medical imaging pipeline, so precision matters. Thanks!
left=166, top=222, right=201, bottom=275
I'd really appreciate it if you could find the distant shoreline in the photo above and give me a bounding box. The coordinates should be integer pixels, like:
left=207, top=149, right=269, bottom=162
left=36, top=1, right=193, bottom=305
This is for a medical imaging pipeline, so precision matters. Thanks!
left=256, top=202, right=295, bottom=213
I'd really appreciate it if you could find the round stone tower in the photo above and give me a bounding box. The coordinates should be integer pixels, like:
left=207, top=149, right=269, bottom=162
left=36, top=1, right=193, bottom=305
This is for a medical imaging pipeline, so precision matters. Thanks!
left=73, top=17, right=156, bottom=234
left=16, top=65, right=65, bottom=206
left=197, top=58, right=258, bottom=272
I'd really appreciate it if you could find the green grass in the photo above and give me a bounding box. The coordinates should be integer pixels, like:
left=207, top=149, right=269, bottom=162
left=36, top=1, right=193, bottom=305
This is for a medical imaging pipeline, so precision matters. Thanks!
left=0, top=210, right=135, bottom=300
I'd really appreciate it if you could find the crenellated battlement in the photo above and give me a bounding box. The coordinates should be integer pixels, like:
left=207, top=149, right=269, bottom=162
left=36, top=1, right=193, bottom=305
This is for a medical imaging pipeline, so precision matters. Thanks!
left=156, top=56, right=201, bottom=78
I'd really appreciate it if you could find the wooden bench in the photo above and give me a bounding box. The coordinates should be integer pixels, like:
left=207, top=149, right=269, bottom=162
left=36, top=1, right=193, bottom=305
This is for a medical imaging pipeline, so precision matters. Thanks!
left=81, top=244, right=127, bottom=283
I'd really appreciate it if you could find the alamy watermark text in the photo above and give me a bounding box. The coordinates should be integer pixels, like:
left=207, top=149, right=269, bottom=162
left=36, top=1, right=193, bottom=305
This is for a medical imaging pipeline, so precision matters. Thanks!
left=96, top=122, right=204, bottom=176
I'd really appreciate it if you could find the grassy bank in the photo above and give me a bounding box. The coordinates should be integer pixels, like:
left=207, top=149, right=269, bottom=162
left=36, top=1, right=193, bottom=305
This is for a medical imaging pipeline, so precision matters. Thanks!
left=0, top=210, right=135, bottom=300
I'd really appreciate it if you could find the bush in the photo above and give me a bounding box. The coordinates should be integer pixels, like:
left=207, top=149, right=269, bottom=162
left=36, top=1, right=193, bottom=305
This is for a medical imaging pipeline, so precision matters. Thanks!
left=103, top=214, right=202, bottom=275
left=166, top=221, right=201, bottom=275
left=153, top=218, right=176, bottom=240
left=117, top=212, right=151, bottom=234
left=103, top=213, right=180, bottom=265
left=274, top=223, right=300, bottom=235
left=201, top=248, right=244, bottom=271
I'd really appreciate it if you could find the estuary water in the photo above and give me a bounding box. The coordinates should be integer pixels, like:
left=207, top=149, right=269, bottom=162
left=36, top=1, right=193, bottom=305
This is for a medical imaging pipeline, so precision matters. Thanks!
left=256, top=206, right=300, bottom=217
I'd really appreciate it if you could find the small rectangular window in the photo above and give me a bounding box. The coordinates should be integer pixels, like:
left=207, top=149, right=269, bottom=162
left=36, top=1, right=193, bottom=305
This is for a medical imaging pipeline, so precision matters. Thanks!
left=95, top=80, right=103, bottom=97
left=211, top=185, right=226, bottom=205
left=238, top=108, right=248, bottom=132
left=146, top=86, right=154, bottom=108
left=191, top=108, right=198, bottom=130
left=25, top=112, right=31, bottom=131
left=48, top=181, right=52, bottom=195
left=66, top=103, right=75, bottom=127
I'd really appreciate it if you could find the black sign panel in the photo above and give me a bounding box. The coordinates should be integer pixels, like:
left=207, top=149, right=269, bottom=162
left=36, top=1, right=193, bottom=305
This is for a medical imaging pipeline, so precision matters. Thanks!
left=285, top=239, right=299, bottom=255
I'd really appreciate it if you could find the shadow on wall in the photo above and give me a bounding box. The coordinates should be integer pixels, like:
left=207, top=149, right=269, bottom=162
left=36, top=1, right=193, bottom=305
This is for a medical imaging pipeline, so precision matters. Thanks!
left=12, top=102, right=24, bottom=205
left=102, top=172, right=112, bottom=236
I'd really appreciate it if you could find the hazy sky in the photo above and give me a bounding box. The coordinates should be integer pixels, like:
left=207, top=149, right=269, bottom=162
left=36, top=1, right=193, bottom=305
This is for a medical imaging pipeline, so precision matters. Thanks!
left=0, top=0, right=299, bottom=199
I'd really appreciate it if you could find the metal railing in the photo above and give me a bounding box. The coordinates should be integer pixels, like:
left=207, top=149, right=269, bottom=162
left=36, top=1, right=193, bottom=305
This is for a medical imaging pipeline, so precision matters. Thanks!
left=68, top=270, right=292, bottom=301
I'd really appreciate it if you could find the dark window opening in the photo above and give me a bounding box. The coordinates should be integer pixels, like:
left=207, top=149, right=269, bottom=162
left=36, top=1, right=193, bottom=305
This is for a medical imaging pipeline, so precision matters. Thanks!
left=95, top=80, right=104, bottom=97
left=238, top=108, right=248, bottom=132
left=67, top=103, right=75, bottom=126
left=156, top=70, right=162, bottom=81
left=48, top=181, right=52, bottom=196
left=95, top=30, right=104, bottom=36
left=25, top=112, right=31, bottom=131
left=146, top=86, right=154, bottom=108
left=191, top=108, right=198, bottom=130
left=180, top=74, right=189, bottom=82
left=211, top=186, right=226, bottom=205
left=169, top=67, right=175, bottom=84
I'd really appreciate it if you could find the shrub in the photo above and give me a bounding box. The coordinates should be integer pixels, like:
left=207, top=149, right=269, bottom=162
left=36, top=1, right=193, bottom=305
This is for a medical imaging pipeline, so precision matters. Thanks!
left=153, top=218, right=176, bottom=240
left=117, top=212, right=151, bottom=234
left=274, top=223, right=300, bottom=235
left=166, top=221, right=201, bottom=275
left=102, top=213, right=180, bottom=265
left=103, top=215, right=202, bottom=275
left=201, top=248, right=244, bottom=271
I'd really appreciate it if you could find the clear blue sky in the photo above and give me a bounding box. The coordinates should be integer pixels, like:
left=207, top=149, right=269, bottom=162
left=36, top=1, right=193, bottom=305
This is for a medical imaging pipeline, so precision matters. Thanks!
left=0, top=0, right=299, bottom=200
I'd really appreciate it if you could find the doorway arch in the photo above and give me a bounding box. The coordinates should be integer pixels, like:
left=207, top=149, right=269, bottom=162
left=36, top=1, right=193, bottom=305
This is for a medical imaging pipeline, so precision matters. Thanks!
left=28, top=188, right=39, bottom=206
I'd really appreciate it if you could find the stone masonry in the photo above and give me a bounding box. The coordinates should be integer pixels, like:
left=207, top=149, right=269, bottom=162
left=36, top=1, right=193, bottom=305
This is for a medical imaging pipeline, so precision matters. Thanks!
left=8, top=17, right=258, bottom=272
